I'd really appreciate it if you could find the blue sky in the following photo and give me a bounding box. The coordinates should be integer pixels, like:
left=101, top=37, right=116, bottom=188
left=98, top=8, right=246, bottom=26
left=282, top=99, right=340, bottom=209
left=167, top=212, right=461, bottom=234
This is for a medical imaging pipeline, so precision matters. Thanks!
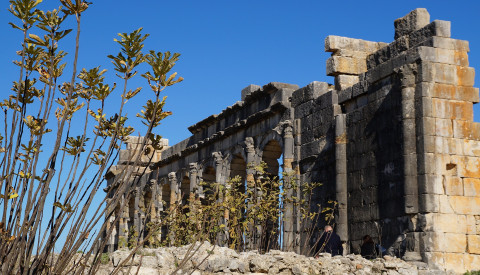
left=2, top=1, right=480, bottom=147
left=1, top=1, right=480, bottom=251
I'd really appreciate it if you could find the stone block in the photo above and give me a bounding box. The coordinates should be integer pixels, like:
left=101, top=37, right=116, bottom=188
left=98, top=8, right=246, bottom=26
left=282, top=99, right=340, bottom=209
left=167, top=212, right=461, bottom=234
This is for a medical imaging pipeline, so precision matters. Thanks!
left=417, top=62, right=435, bottom=83
left=465, top=254, right=480, bottom=272
left=420, top=36, right=470, bottom=52
left=325, top=35, right=385, bottom=53
left=457, top=156, right=480, bottom=178
left=295, top=100, right=314, bottom=119
left=457, top=66, right=476, bottom=87
left=394, top=8, right=430, bottom=39
left=306, top=81, right=329, bottom=99
left=421, top=232, right=466, bottom=253
left=444, top=176, right=463, bottom=196
left=439, top=195, right=455, bottom=214
left=468, top=235, right=480, bottom=254
left=417, top=153, right=435, bottom=175
left=419, top=213, right=467, bottom=234
left=417, top=46, right=469, bottom=67
left=335, top=74, right=359, bottom=90
left=326, top=56, right=367, bottom=76
left=463, top=178, right=480, bottom=197
left=458, top=86, right=480, bottom=103
left=241, top=84, right=261, bottom=101
left=435, top=118, right=453, bottom=137
left=449, top=195, right=480, bottom=215
left=444, top=252, right=467, bottom=273
left=419, top=194, right=440, bottom=212
left=433, top=83, right=480, bottom=103
left=466, top=215, right=477, bottom=235
left=338, top=87, right=352, bottom=103
left=434, top=63, right=457, bottom=84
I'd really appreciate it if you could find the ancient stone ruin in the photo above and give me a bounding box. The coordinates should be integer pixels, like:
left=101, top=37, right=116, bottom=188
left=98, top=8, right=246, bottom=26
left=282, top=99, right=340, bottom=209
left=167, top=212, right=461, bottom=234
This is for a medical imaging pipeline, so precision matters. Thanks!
left=104, top=8, right=480, bottom=273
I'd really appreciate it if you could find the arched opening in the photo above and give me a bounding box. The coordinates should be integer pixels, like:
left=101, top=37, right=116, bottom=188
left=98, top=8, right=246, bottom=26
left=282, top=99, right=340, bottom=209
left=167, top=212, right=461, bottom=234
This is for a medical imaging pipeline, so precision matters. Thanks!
left=229, top=154, right=247, bottom=250
left=260, top=139, right=283, bottom=251
left=202, top=166, right=216, bottom=201
left=181, top=176, right=190, bottom=206
left=262, top=140, right=282, bottom=177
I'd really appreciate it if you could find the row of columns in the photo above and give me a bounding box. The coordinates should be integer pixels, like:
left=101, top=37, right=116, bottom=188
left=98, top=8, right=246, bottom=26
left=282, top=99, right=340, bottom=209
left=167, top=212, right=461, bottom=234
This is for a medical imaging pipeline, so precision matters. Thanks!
left=107, top=121, right=296, bottom=251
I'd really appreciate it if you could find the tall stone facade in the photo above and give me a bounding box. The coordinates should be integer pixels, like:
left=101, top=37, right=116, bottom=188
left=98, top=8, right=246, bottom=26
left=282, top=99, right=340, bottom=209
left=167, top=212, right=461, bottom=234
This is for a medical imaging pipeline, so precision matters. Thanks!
left=105, top=9, right=480, bottom=273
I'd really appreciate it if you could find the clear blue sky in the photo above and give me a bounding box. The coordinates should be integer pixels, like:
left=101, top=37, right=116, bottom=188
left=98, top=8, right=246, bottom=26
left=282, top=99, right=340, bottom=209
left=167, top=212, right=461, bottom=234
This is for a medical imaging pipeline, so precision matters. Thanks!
left=1, top=1, right=479, bottom=251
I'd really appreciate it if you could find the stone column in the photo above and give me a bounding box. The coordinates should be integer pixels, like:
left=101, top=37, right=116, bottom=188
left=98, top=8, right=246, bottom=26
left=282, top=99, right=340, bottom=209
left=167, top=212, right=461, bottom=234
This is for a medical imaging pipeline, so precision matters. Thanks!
left=213, top=152, right=225, bottom=185
left=282, top=121, right=296, bottom=251
left=168, top=172, right=180, bottom=207
left=189, top=162, right=199, bottom=195
left=118, top=194, right=129, bottom=248
left=213, top=151, right=228, bottom=245
left=244, top=137, right=257, bottom=249
left=335, top=114, right=348, bottom=247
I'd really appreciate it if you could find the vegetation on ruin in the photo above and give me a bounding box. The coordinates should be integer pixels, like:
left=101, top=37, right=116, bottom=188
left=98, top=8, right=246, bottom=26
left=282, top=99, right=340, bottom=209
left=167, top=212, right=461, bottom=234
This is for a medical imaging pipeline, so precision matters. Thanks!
left=128, top=161, right=336, bottom=258
left=0, top=0, right=182, bottom=274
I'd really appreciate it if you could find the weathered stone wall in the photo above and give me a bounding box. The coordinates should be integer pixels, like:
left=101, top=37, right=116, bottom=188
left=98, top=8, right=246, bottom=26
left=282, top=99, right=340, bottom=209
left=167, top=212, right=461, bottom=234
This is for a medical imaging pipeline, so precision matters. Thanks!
left=105, top=8, right=480, bottom=273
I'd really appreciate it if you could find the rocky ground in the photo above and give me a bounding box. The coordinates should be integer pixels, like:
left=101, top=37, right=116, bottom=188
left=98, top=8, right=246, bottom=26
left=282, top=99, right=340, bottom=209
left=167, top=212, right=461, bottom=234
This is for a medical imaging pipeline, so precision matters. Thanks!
left=93, top=242, right=456, bottom=275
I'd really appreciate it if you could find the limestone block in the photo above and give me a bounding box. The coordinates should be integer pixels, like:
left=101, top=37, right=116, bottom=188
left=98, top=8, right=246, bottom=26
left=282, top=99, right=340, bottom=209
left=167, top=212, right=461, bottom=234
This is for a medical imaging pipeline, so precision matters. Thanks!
left=449, top=195, right=480, bottom=215
left=433, top=83, right=480, bottom=103
left=335, top=75, right=359, bottom=90
left=457, top=156, right=480, bottom=178
left=468, top=235, right=480, bottom=254
left=465, top=254, right=480, bottom=272
left=419, top=194, right=440, bottom=212
left=457, top=66, right=476, bottom=87
left=241, top=84, right=261, bottom=101
left=325, top=35, right=385, bottom=53
left=394, top=8, right=430, bottom=39
left=418, top=174, right=444, bottom=194
left=326, top=56, right=367, bottom=76
left=420, top=213, right=467, bottom=233
left=444, top=252, right=466, bottom=273
left=422, top=232, right=466, bottom=253
left=454, top=121, right=480, bottom=140
left=436, top=137, right=460, bottom=155
left=463, top=178, right=480, bottom=197
left=417, top=46, right=469, bottom=67
left=439, top=195, right=455, bottom=214
left=420, top=36, right=470, bottom=52
left=422, top=252, right=445, bottom=270
left=435, top=118, right=453, bottom=137
left=433, top=63, right=457, bottom=84
left=467, top=215, right=478, bottom=234
left=444, top=177, right=463, bottom=196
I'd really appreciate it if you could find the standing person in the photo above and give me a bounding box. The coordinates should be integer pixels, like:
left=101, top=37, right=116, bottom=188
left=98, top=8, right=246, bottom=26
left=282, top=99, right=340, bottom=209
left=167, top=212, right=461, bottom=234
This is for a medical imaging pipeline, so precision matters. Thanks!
left=360, top=235, right=378, bottom=259
left=316, top=225, right=343, bottom=256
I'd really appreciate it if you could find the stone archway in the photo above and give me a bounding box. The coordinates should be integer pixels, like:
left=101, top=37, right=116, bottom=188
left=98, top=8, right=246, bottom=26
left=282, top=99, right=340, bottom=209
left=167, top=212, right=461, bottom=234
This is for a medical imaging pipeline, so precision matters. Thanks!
left=181, top=176, right=190, bottom=206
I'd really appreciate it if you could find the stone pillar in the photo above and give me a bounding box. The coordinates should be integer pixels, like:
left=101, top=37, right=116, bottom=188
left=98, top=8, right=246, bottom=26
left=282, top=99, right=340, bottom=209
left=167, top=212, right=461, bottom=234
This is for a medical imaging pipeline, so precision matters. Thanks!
left=213, top=152, right=226, bottom=185
left=168, top=172, right=180, bottom=207
left=335, top=114, right=348, bottom=247
left=213, top=151, right=228, bottom=245
left=244, top=137, right=257, bottom=249
left=282, top=121, right=296, bottom=251
left=118, top=194, right=129, bottom=248
left=189, top=162, right=199, bottom=195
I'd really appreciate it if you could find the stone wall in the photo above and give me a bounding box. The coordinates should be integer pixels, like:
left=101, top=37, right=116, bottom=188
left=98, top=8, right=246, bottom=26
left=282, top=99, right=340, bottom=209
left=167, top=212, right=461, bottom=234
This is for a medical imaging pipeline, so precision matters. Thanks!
left=104, top=8, right=480, bottom=273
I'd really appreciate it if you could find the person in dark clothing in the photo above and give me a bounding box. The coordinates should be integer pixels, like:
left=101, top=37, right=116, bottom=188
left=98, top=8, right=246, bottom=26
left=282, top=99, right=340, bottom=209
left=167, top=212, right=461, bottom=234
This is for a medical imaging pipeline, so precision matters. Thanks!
left=317, top=225, right=343, bottom=256
left=360, top=235, right=379, bottom=259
